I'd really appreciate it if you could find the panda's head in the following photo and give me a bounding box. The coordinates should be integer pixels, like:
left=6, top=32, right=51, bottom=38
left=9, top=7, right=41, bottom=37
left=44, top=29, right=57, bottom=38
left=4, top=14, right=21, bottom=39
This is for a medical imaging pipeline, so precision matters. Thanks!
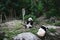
left=28, top=17, right=33, bottom=21
left=37, top=25, right=47, bottom=37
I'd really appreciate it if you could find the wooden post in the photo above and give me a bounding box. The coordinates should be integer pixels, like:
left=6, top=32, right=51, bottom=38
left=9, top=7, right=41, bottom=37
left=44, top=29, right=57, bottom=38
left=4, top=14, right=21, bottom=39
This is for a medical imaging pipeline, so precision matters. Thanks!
left=22, top=8, right=25, bottom=24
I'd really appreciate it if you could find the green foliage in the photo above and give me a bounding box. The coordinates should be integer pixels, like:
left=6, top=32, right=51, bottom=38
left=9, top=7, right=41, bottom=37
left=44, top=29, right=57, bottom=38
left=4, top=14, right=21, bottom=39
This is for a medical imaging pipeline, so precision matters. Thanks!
left=44, top=0, right=60, bottom=18
left=46, top=19, right=54, bottom=25
left=56, top=16, right=60, bottom=20
left=54, top=22, right=60, bottom=26
left=29, top=27, right=38, bottom=34
left=24, top=14, right=36, bottom=21
left=46, top=9, right=57, bottom=18
left=48, top=28, right=56, bottom=33
left=37, top=1, right=43, bottom=12
left=0, top=0, right=60, bottom=19
left=26, top=27, right=38, bottom=34
left=2, top=22, right=23, bottom=40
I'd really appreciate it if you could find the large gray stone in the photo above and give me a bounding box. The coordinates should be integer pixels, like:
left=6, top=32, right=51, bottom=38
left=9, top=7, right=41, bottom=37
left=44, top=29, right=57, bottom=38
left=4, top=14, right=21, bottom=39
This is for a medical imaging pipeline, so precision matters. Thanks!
left=13, top=32, right=41, bottom=40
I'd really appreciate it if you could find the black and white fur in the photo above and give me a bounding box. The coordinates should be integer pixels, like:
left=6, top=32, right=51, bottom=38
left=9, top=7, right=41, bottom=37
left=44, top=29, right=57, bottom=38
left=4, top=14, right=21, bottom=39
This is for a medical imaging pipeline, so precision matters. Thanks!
left=37, top=25, right=47, bottom=37
left=25, top=17, right=33, bottom=28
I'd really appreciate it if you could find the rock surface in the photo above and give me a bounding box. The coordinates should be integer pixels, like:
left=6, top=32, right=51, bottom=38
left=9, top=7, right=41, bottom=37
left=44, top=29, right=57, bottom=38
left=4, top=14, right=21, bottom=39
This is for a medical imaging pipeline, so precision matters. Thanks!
left=13, top=32, right=41, bottom=40
left=0, top=20, right=23, bottom=28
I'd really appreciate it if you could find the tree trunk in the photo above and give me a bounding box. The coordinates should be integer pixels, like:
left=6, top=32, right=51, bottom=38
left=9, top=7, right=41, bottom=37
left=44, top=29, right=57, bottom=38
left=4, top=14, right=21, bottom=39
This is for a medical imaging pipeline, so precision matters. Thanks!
left=14, top=9, right=16, bottom=19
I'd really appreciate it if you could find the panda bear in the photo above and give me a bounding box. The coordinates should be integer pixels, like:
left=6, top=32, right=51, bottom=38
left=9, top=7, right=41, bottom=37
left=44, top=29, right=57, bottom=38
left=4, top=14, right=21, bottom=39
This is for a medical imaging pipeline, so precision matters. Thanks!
left=27, top=17, right=33, bottom=25
left=25, top=17, right=33, bottom=28
left=37, top=25, right=47, bottom=37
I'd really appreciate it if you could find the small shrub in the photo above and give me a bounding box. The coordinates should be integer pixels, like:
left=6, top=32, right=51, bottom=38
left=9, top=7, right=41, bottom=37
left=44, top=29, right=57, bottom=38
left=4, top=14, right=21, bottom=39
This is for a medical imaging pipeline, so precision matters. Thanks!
left=46, top=9, right=57, bottom=19
left=26, top=27, right=38, bottom=34
left=29, top=27, right=38, bottom=34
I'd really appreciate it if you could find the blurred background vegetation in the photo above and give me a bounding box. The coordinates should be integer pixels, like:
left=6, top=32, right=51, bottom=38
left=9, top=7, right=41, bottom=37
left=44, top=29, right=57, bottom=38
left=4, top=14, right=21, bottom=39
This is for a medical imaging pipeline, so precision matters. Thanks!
left=0, top=0, right=60, bottom=21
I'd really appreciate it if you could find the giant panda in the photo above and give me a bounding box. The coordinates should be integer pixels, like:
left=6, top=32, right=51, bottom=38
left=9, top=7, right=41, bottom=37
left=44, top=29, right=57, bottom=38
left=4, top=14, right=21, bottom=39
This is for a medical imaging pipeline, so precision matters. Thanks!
left=27, top=17, right=33, bottom=25
left=37, top=25, right=47, bottom=37
left=25, top=17, right=33, bottom=28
